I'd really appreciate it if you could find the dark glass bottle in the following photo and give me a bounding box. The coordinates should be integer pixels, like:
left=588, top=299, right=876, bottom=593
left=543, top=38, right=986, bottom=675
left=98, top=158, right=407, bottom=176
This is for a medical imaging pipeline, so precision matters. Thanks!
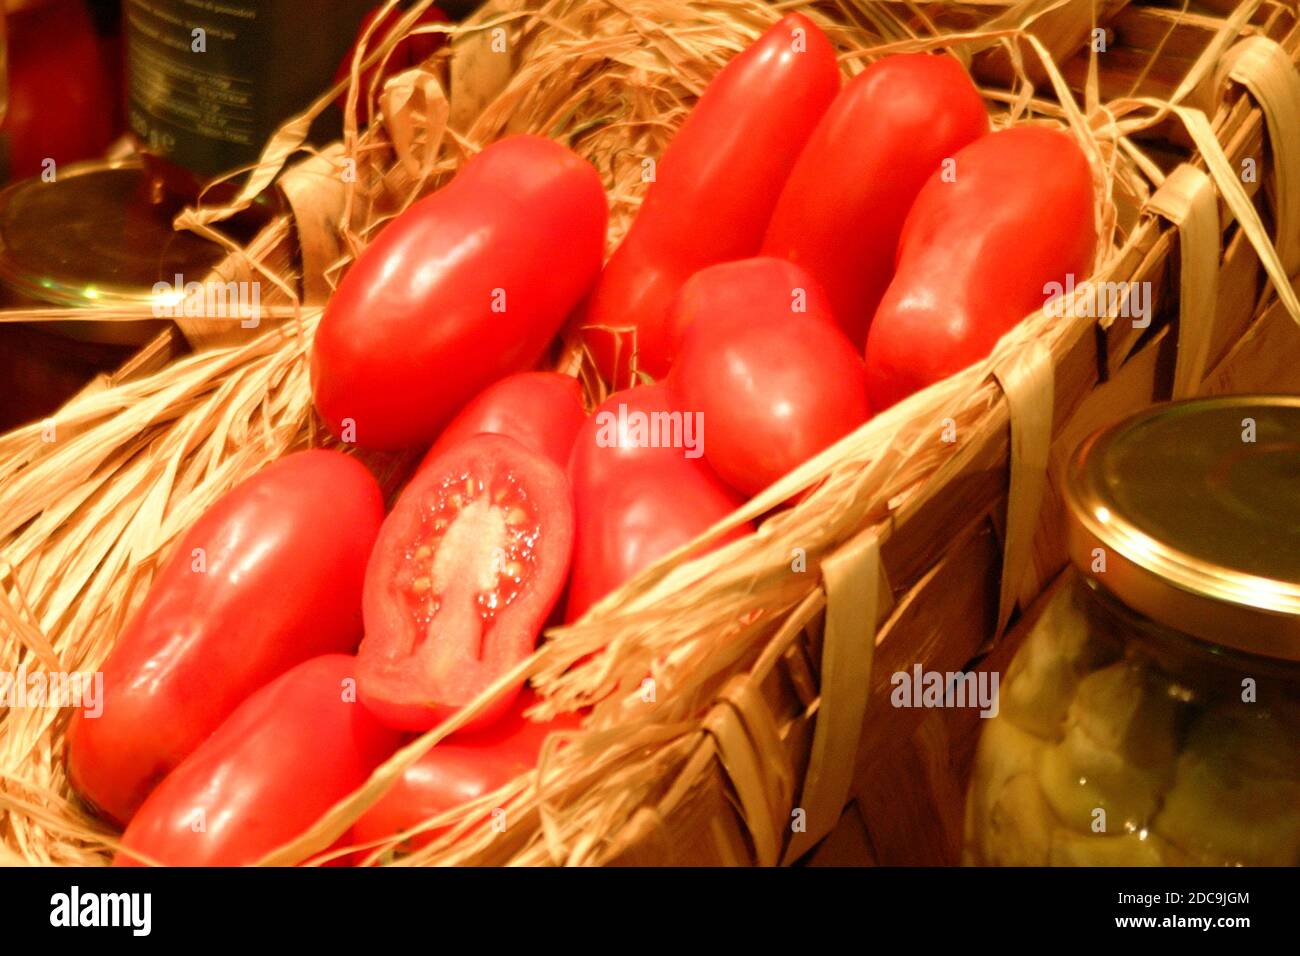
left=124, top=0, right=376, bottom=199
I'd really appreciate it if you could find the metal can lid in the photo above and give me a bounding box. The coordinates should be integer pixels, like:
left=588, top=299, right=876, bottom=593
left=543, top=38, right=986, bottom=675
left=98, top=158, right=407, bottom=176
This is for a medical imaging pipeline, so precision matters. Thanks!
left=1065, top=396, right=1300, bottom=661
left=0, top=158, right=224, bottom=315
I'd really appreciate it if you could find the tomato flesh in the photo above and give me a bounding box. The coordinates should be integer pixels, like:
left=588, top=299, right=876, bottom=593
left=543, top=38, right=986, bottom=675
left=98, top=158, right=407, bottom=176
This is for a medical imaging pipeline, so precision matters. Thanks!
left=397, top=468, right=540, bottom=641
left=360, top=435, right=574, bottom=732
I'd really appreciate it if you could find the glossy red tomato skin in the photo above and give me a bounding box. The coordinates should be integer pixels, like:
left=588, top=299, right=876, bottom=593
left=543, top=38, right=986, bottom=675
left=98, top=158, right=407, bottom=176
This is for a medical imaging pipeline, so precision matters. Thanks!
left=359, top=435, right=574, bottom=733
left=565, top=384, right=752, bottom=621
left=351, top=691, right=582, bottom=852
left=667, top=258, right=871, bottom=498
left=662, top=256, right=819, bottom=369
left=419, top=372, right=587, bottom=472
left=114, top=655, right=401, bottom=867
left=334, top=4, right=449, bottom=127
left=311, top=135, right=607, bottom=450
left=2, top=0, right=118, bottom=180
left=67, top=450, right=384, bottom=827
left=864, top=127, right=1096, bottom=409
left=761, top=54, right=988, bottom=348
left=580, top=13, right=841, bottom=386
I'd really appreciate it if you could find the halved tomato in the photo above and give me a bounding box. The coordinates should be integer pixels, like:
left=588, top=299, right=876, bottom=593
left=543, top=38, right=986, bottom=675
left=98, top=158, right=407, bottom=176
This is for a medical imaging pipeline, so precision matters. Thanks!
left=358, top=435, right=574, bottom=732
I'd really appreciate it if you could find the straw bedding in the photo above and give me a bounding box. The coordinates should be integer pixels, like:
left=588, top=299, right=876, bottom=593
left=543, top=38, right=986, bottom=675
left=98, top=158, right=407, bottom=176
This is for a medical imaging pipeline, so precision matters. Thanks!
left=0, top=0, right=1296, bottom=865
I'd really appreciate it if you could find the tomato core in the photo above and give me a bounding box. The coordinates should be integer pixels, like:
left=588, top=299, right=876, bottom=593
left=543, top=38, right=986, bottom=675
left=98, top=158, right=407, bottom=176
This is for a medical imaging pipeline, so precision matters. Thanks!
left=400, top=467, right=541, bottom=654
left=359, top=434, right=574, bottom=732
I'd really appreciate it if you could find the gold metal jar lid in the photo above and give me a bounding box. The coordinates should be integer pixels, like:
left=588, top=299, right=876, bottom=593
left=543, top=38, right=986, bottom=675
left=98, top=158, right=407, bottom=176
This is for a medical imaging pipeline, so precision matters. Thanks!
left=0, top=158, right=224, bottom=345
left=1065, top=396, right=1300, bottom=661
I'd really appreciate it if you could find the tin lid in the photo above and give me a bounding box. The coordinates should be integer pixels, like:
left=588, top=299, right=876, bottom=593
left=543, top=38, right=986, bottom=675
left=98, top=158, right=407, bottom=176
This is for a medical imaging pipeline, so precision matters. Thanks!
left=1065, top=396, right=1300, bottom=661
left=0, top=158, right=224, bottom=339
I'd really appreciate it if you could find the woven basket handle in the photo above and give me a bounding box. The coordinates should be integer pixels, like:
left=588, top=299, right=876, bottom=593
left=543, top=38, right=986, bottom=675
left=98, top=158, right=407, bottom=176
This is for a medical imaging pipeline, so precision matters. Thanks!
left=780, top=531, right=879, bottom=864
left=991, top=341, right=1054, bottom=637
left=1148, top=165, right=1222, bottom=399
left=1216, top=36, right=1300, bottom=277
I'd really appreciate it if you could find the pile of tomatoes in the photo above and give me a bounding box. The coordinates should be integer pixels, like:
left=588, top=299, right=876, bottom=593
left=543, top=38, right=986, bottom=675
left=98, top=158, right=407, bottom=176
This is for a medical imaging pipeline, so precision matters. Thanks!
left=67, top=14, right=1096, bottom=866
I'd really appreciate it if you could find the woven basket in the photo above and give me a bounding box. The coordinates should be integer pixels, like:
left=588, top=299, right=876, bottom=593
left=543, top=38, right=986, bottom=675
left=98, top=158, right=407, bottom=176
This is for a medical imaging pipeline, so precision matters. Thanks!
left=1, top=0, right=1298, bottom=866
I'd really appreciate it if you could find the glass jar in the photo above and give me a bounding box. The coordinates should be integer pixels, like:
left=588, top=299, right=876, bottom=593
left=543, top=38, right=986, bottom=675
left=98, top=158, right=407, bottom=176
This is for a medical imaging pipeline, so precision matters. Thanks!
left=0, top=157, right=227, bottom=340
left=964, top=396, right=1300, bottom=866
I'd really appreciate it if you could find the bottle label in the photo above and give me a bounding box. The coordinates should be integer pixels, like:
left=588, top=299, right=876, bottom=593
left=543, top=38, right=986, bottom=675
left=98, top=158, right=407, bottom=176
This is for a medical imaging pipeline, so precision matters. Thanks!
left=125, top=0, right=370, bottom=178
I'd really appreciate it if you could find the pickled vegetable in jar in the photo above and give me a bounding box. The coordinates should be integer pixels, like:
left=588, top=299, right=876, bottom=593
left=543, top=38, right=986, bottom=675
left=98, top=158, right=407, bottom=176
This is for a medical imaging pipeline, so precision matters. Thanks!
left=965, top=396, right=1300, bottom=866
